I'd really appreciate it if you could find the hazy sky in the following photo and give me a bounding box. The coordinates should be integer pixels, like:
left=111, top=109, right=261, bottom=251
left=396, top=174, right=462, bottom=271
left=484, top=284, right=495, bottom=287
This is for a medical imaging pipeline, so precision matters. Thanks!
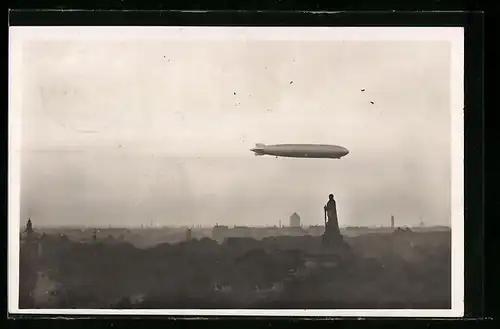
left=17, top=31, right=453, bottom=227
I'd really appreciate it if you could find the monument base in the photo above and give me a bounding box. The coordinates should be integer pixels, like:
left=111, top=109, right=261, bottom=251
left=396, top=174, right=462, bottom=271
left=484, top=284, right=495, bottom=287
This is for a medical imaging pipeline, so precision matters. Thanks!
left=321, top=229, right=351, bottom=254
left=321, top=232, right=343, bottom=246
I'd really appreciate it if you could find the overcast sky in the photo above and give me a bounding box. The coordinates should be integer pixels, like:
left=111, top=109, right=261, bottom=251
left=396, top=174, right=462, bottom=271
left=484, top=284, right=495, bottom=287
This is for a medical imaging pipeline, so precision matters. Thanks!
left=17, top=31, right=454, bottom=228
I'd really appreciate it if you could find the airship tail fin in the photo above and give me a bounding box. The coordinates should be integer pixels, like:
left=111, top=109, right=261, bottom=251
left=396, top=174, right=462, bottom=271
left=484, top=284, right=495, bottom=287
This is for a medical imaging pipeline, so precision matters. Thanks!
left=255, top=143, right=266, bottom=148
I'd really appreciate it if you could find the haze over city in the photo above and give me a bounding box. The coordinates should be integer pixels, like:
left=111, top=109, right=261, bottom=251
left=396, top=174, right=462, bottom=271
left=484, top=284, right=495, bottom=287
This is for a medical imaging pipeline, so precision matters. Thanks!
left=18, top=32, right=452, bottom=228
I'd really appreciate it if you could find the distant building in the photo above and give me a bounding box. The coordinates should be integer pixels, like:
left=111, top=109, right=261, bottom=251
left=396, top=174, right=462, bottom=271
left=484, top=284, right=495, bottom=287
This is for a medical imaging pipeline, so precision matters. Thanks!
left=186, top=228, right=192, bottom=241
left=290, top=213, right=301, bottom=227
left=26, top=218, right=33, bottom=235
left=231, top=226, right=252, bottom=238
left=212, top=225, right=229, bottom=241
left=20, top=218, right=42, bottom=260
left=391, top=215, right=395, bottom=228
left=21, top=218, right=39, bottom=242
left=306, top=225, right=324, bottom=236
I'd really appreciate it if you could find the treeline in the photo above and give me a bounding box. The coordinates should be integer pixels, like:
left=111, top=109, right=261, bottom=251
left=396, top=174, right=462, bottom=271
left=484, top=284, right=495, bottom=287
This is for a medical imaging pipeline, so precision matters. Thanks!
left=20, top=231, right=451, bottom=309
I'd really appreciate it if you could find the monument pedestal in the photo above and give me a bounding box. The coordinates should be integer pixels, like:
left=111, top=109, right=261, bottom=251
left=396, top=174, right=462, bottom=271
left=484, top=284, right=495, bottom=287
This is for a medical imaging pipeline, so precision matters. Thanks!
left=321, top=231, right=343, bottom=247
left=322, top=223, right=343, bottom=245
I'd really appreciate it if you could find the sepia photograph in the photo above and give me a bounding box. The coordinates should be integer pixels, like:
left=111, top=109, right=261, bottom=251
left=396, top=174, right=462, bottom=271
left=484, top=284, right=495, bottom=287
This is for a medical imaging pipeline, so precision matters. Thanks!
left=8, top=26, right=464, bottom=317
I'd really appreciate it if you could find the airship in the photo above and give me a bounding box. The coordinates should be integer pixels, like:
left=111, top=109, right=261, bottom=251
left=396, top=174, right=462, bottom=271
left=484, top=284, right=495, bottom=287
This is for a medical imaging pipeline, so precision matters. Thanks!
left=250, top=143, right=349, bottom=159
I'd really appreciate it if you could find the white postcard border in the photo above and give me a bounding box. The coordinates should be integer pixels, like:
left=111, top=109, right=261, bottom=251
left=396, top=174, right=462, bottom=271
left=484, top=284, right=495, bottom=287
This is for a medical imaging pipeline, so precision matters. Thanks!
left=8, top=26, right=465, bottom=317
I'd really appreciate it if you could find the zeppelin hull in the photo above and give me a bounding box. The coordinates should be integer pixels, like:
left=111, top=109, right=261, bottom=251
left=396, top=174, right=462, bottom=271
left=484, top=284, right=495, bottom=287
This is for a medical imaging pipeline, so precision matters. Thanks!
left=250, top=144, right=349, bottom=159
left=264, top=151, right=342, bottom=159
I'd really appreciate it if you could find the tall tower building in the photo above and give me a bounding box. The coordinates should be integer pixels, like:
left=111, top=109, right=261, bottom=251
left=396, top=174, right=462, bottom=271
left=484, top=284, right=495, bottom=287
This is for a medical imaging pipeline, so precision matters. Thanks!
left=290, top=213, right=301, bottom=227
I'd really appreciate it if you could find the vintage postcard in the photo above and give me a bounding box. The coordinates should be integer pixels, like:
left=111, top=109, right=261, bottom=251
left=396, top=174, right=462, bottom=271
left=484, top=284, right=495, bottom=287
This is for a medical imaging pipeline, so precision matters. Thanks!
left=8, top=26, right=464, bottom=317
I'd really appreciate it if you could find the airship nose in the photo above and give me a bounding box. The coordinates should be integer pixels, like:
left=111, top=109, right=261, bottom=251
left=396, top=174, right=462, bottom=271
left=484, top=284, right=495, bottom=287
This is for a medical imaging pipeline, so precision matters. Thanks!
left=343, top=148, right=349, bottom=155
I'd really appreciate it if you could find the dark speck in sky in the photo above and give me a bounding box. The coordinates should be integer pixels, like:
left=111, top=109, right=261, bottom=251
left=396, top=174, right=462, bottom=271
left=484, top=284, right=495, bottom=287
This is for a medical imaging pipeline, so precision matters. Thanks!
left=290, top=81, right=293, bottom=84
left=370, top=101, right=375, bottom=104
left=233, top=92, right=236, bottom=96
left=361, top=89, right=366, bottom=92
